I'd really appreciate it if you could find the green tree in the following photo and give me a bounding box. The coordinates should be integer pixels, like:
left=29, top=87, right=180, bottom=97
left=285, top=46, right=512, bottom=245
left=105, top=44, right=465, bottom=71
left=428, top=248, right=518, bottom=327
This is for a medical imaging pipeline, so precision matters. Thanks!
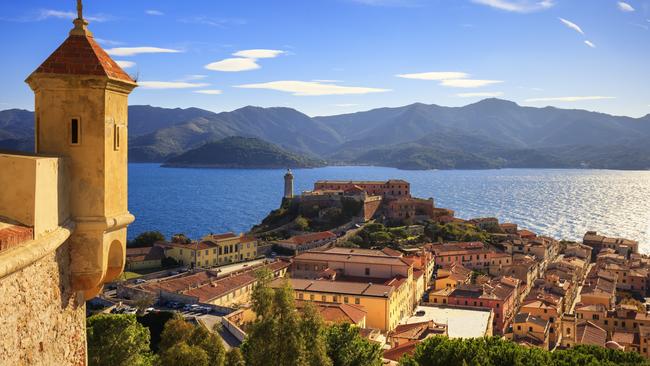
left=158, top=316, right=225, bottom=366
left=225, top=348, right=246, bottom=366
left=130, top=231, right=166, bottom=248
left=171, top=233, right=192, bottom=244
left=159, top=343, right=208, bottom=366
left=242, top=270, right=331, bottom=366
left=294, top=215, right=310, bottom=231
left=87, top=314, right=153, bottom=366
left=325, top=323, right=382, bottom=366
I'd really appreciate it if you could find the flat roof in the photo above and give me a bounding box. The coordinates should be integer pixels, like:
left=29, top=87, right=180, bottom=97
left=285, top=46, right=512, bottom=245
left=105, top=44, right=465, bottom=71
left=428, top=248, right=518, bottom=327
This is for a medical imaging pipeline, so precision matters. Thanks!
left=403, top=305, right=491, bottom=339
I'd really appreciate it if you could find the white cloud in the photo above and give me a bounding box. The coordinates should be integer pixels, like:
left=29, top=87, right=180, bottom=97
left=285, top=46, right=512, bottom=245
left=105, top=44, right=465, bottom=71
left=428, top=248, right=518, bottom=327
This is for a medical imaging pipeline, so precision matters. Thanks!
left=617, top=2, right=635, bottom=12
left=94, top=38, right=124, bottom=46
left=334, top=103, right=360, bottom=107
left=584, top=40, right=596, bottom=48
left=138, top=81, right=209, bottom=90
left=313, top=80, right=343, bottom=83
left=35, top=9, right=109, bottom=22
left=115, top=60, right=135, bottom=69
left=525, top=96, right=616, bottom=102
left=181, top=75, right=208, bottom=81
left=457, top=92, right=504, bottom=98
left=235, top=80, right=390, bottom=96
left=471, top=0, right=555, bottom=13
left=205, top=58, right=260, bottom=72
left=145, top=10, right=164, bottom=16
left=194, top=89, right=223, bottom=95
left=106, top=47, right=182, bottom=57
left=440, top=79, right=504, bottom=88
left=559, top=17, right=584, bottom=35
left=396, top=71, right=469, bottom=80
left=232, top=49, right=285, bottom=59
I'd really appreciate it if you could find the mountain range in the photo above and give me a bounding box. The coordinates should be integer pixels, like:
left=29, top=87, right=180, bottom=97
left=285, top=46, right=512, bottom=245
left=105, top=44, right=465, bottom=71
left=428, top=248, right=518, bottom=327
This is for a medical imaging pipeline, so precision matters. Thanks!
left=1, top=98, right=649, bottom=170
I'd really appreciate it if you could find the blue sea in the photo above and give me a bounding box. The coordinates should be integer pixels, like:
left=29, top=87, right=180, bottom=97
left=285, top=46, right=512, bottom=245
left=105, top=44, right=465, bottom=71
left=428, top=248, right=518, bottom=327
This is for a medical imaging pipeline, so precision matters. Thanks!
left=128, top=164, right=650, bottom=252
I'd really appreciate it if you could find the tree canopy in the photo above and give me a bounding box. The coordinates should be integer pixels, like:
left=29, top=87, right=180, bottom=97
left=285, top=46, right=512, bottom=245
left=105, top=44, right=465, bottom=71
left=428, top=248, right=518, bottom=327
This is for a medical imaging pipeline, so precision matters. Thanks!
left=157, top=316, right=226, bottom=366
left=129, top=231, right=166, bottom=248
left=87, top=314, right=153, bottom=366
left=399, top=336, right=648, bottom=366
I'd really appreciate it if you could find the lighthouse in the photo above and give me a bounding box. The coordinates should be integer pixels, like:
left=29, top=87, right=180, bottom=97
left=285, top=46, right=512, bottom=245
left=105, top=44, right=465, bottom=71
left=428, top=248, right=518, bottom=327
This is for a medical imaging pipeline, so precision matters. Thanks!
left=284, top=169, right=294, bottom=199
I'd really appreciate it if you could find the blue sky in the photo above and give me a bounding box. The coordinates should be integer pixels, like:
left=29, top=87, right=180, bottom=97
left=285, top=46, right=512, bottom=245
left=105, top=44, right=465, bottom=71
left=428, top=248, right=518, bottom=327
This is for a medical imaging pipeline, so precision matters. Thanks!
left=1, top=0, right=649, bottom=117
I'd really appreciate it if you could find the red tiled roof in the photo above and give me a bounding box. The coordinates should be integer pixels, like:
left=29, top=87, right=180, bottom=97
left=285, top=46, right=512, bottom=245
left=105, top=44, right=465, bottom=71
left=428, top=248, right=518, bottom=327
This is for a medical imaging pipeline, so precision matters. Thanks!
left=126, top=246, right=165, bottom=262
left=383, top=340, right=419, bottom=362
left=0, top=224, right=34, bottom=252
left=206, top=232, right=238, bottom=240
left=32, top=34, right=133, bottom=83
left=279, top=231, right=336, bottom=246
left=296, top=301, right=367, bottom=324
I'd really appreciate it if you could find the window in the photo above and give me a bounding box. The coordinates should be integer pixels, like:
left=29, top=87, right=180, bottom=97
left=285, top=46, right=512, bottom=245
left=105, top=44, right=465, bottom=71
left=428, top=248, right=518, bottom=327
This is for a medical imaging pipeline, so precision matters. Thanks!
left=310, top=294, right=315, bottom=301
left=355, top=298, right=360, bottom=305
left=70, top=118, right=80, bottom=145
left=322, top=295, right=327, bottom=302
left=113, top=124, right=120, bottom=150
left=344, top=297, right=349, bottom=303
left=517, top=326, right=521, bottom=331
left=528, top=327, right=533, bottom=332
left=298, top=293, right=304, bottom=300
left=365, top=267, right=370, bottom=276
left=566, top=328, right=571, bottom=335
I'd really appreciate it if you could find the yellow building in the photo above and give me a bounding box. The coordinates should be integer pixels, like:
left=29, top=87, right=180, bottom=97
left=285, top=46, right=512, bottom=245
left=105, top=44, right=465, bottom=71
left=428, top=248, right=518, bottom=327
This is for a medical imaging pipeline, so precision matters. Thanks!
left=161, top=232, right=258, bottom=268
left=0, top=5, right=135, bottom=364
left=271, top=277, right=411, bottom=331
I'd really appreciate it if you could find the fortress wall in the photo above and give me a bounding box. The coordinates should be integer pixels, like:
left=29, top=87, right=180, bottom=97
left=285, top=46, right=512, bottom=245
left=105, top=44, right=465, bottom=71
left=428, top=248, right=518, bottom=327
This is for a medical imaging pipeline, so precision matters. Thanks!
left=0, top=241, right=86, bottom=365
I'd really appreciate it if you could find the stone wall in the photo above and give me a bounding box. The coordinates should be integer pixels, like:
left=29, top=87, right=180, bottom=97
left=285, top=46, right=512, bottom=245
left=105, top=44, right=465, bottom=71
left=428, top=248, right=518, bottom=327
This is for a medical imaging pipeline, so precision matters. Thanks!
left=0, top=241, right=86, bottom=365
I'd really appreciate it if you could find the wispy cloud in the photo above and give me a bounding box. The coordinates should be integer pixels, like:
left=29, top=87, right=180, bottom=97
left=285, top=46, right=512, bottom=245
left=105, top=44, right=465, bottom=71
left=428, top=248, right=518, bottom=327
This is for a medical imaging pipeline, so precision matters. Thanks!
left=471, top=0, right=555, bottom=13
left=584, top=40, right=596, bottom=48
left=6, top=9, right=112, bottom=22
left=618, top=1, right=635, bottom=12
left=138, top=81, right=209, bottom=90
left=181, top=75, right=208, bottom=81
left=313, top=80, right=343, bottom=83
left=106, top=47, right=182, bottom=57
left=205, top=49, right=285, bottom=72
left=559, top=17, right=584, bottom=35
left=235, top=80, right=390, bottom=96
left=334, top=103, right=360, bottom=107
left=179, top=16, right=246, bottom=28
left=145, top=10, right=164, bottom=16
left=95, top=38, right=124, bottom=46
left=457, top=92, right=504, bottom=98
left=232, top=49, right=285, bottom=58
left=525, top=96, right=616, bottom=102
left=396, top=71, right=469, bottom=80
left=194, top=89, right=223, bottom=95
left=115, top=60, right=135, bottom=69
left=441, top=79, right=503, bottom=88
left=205, top=58, right=260, bottom=72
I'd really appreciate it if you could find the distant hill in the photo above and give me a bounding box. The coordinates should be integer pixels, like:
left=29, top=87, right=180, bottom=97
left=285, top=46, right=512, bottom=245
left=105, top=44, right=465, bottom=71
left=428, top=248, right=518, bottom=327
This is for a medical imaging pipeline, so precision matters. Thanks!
left=162, top=136, right=326, bottom=169
left=1, top=100, right=649, bottom=170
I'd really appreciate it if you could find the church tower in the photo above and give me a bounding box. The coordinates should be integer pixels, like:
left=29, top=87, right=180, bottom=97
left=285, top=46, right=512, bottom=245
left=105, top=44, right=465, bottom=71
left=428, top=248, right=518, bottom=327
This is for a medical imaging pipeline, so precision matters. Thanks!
left=284, top=169, right=294, bottom=199
left=25, top=1, right=137, bottom=299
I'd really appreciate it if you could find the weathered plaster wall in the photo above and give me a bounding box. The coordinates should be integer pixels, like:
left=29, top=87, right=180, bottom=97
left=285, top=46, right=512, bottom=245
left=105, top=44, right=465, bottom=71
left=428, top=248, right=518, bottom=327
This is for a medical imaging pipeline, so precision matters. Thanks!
left=0, top=241, right=86, bottom=365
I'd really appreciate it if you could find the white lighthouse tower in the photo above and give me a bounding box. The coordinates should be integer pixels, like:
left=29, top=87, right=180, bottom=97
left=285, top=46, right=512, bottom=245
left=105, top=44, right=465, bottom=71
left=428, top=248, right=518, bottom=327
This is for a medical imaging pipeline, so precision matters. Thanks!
left=284, top=169, right=294, bottom=199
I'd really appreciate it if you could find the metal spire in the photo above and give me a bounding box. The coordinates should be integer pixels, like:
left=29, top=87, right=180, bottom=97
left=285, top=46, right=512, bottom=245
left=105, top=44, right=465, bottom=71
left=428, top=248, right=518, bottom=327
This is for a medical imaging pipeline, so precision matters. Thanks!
left=70, top=0, right=92, bottom=36
left=77, top=0, right=83, bottom=20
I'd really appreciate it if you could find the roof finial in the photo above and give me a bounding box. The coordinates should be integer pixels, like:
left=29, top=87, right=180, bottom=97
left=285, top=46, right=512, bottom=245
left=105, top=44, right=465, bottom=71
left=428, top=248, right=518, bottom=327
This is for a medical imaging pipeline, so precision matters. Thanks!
left=77, top=0, right=83, bottom=20
left=70, top=0, right=92, bottom=36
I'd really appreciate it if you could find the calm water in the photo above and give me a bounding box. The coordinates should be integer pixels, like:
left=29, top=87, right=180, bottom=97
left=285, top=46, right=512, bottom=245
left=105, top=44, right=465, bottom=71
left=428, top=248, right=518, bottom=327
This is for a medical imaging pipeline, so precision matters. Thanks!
left=128, top=164, right=650, bottom=252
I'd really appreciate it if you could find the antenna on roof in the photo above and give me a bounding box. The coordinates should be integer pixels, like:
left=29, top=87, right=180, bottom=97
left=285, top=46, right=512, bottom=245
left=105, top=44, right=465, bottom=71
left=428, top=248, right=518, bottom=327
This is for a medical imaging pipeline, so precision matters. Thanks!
left=77, top=0, right=83, bottom=20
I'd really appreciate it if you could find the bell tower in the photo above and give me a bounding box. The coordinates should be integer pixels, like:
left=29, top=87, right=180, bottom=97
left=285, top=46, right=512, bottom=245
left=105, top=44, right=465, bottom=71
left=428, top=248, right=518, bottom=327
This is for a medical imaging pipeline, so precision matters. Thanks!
left=25, top=0, right=137, bottom=299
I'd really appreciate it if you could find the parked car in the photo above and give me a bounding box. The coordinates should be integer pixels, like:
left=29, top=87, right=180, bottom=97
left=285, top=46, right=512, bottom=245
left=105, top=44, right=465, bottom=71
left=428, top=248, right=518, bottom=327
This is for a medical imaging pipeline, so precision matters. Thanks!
left=415, top=310, right=426, bottom=316
left=134, top=279, right=146, bottom=284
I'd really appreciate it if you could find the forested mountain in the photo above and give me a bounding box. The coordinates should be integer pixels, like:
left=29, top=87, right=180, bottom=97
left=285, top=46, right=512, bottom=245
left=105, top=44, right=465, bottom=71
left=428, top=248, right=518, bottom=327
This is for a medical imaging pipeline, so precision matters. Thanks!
left=2, top=100, right=649, bottom=170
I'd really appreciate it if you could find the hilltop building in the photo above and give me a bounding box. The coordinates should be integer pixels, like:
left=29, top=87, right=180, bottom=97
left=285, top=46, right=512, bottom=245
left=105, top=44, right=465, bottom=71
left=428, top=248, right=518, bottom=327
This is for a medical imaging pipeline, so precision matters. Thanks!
left=0, top=4, right=135, bottom=364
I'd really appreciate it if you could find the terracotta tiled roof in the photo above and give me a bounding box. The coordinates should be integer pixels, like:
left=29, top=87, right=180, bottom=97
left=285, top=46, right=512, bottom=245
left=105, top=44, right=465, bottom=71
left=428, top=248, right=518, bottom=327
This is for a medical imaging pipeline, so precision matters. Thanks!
left=296, top=301, right=367, bottom=324
left=576, top=321, right=607, bottom=347
left=278, top=231, right=336, bottom=246
left=0, top=223, right=33, bottom=252
left=31, top=34, right=133, bottom=83
left=383, top=340, right=418, bottom=362
left=126, top=246, right=165, bottom=262
left=273, top=277, right=395, bottom=298
left=294, top=251, right=411, bottom=267
left=612, top=331, right=635, bottom=345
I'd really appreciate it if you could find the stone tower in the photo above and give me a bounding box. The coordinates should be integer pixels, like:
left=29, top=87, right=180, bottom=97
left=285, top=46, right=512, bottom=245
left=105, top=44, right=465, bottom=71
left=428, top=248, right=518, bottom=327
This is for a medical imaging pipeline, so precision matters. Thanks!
left=284, top=169, right=294, bottom=199
left=25, top=2, right=137, bottom=300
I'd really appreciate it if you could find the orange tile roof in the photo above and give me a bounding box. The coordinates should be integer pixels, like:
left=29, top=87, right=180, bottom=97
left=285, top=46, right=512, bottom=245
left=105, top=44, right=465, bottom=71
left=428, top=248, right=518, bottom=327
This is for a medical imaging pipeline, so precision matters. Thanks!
left=383, top=341, right=419, bottom=362
left=296, top=301, right=367, bottom=324
left=0, top=224, right=33, bottom=252
left=278, top=231, right=336, bottom=246
left=32, top=35, right=133, bottom=83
